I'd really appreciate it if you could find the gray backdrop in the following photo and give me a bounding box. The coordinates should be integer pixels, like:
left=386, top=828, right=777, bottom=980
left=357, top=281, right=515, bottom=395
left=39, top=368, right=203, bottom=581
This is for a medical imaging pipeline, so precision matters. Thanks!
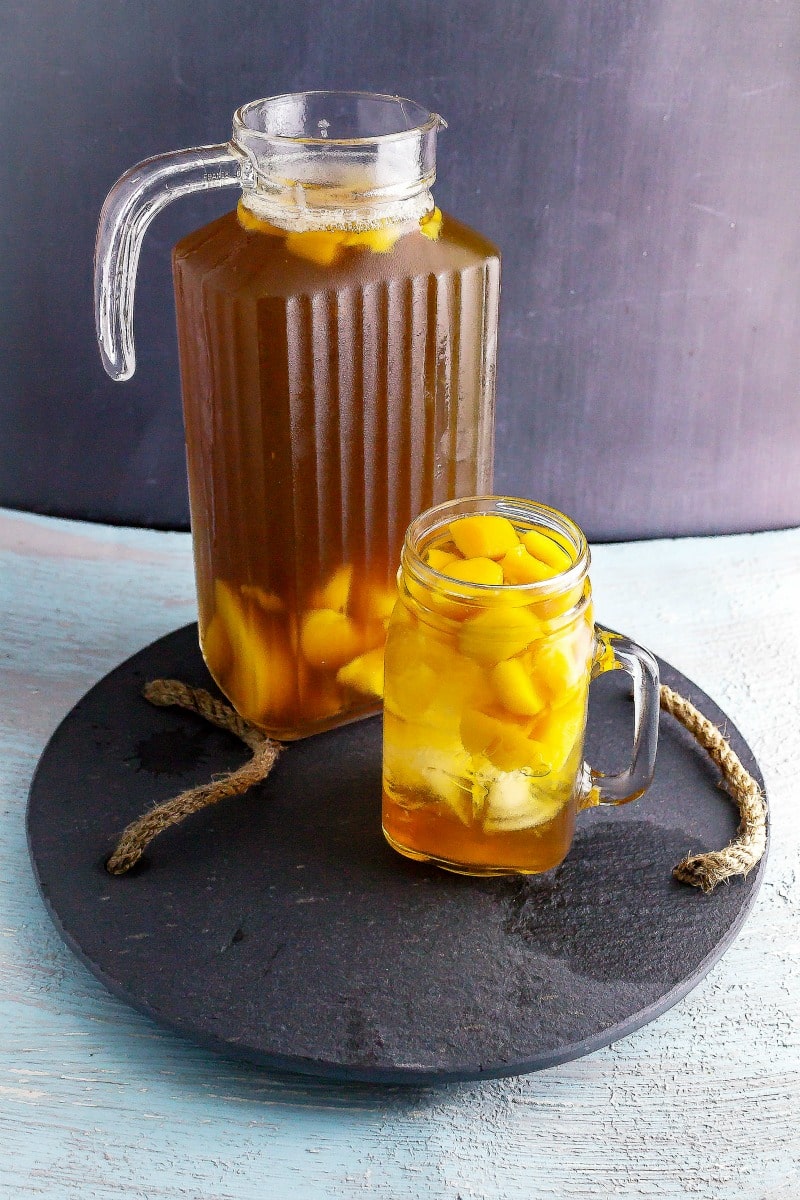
left=2, top=0, right=799, bottom=539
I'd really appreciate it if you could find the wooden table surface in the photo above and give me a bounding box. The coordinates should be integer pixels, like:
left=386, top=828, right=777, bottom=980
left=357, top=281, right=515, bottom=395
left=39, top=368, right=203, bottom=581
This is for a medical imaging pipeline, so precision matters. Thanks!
left=2, top=507, right=798, bottom=1199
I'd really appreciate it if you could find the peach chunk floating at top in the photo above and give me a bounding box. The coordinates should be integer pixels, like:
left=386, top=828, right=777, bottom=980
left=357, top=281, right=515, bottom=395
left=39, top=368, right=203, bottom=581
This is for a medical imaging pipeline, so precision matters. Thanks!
left=448, top=514, right=520, bottom=561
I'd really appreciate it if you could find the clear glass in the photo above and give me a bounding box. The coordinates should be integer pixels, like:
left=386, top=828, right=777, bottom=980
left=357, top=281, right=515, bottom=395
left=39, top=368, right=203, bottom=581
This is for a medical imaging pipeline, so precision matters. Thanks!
left=232, top=92, right=443, bottom=230
left=382, top=496, right=660, bottom=875
left=94, top=93, right=500, bottom=740
left=94, top=92, right=445, bottom=380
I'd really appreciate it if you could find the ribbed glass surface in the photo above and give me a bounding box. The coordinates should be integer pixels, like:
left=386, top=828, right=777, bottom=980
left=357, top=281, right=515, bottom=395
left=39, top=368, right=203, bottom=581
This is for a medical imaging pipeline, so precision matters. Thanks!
left=173, top=209, right=499, bottom=738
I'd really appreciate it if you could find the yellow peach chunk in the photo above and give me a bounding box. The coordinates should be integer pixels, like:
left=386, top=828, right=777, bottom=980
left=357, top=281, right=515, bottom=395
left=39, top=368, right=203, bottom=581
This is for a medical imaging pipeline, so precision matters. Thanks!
left=212, top=580, right=295, bottom=723
left=419, top=207, right=443, bottom=241
left=389, top=598, right=416, bottom=629
left=458, top=605, right=541, bottom=664
left=249, top=639, right=294, bottom=704
left=314, top=564, right=353, bottom=613
left=236, top=201, right=282, bottom=237
left=361, top=580, right=398, bottom=623
left=521, top=528, right=572, bottom=571
left=449, top=514, right=520, bottom=561
left=446, top=556, right=504, bottom=586
left=300, top=609, right=362, bottom=669
left=285, top=230, right=343, bottom=266
left=213, top=578, right=243, bottom=627
left=336, top=647, right=385, bottom=698
left=405, top=574, right=469, bottom=622
left=426, top=547, right=460, bottom=572
left=240, top=583, right=286, bottom=613
left=385, top=629, right=483, bottom=726
left=500, top=544, right=559, bottom=584
left=343, top=226, right=402, bottom=254
left=532, top=635, right=587, bottom=697
left=460, top=708, right=547, bottom=774
left=201, top=612, right=232, bottom=677
left=531, top=584, right=586, bottom=622
left=490, top=658, right=548, bottom=718
left=385, top=658, right=440, bottom=723
left=237, top=634, right=295, bottom=725
left=211, top=581, right=252, bottom=674
left=529, top=703, right=586, bottom=773
left=383, top=711, right=473, bottom=817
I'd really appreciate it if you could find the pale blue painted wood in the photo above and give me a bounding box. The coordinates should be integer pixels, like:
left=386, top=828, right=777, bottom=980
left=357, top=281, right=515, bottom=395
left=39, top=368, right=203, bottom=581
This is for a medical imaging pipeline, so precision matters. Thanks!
left=1, top=508, right=798, bottom=1199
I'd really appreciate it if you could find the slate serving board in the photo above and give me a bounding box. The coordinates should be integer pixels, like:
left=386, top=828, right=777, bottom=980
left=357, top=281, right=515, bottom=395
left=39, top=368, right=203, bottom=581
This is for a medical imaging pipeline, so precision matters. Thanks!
left=27, top=624, right=767, bottom=1084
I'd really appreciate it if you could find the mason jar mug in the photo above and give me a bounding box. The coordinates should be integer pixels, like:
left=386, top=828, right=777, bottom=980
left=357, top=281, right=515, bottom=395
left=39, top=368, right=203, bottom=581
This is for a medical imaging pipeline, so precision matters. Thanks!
left=382, top=496, right=660, bottom=875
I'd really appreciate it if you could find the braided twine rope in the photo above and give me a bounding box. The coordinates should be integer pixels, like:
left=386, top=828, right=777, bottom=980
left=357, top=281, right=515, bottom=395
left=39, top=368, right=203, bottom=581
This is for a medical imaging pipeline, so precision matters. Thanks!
left=106, top=678, right=767, bottom=893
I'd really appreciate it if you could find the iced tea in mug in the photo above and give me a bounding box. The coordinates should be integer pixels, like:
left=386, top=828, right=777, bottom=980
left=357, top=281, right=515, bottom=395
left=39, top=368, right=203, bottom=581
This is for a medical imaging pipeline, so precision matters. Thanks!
left=382, top=497, right=660, bottom=875
left=95, top=93, right=500, bottom=738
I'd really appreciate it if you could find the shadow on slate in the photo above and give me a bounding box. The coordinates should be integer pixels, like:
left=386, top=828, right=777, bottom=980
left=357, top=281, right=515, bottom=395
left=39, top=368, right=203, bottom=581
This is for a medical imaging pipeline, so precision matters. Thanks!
left=27, top=625, right=767, bottom=1084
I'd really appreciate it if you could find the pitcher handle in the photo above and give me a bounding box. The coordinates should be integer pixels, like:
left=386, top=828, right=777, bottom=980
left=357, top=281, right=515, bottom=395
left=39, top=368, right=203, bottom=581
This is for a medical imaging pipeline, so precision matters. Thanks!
left=94, top=143, right=244, bottom=380
left=584, top=626, right=660, bottom=806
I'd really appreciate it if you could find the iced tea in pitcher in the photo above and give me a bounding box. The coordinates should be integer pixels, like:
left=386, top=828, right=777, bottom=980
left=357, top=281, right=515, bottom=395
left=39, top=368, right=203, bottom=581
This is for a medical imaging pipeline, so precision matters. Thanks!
left=95, top=93, right=500, bottom=737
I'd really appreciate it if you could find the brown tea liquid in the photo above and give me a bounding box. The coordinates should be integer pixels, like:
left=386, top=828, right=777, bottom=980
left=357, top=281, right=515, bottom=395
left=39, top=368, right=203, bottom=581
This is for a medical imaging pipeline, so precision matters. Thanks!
left=172, top=208, right=500, bottom=737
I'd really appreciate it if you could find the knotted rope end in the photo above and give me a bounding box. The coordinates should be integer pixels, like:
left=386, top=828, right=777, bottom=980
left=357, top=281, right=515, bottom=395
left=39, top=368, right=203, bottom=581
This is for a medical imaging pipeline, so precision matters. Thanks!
left=105, top=682, right=281, bottom=875
left=659, top=683, right=767, bottom=894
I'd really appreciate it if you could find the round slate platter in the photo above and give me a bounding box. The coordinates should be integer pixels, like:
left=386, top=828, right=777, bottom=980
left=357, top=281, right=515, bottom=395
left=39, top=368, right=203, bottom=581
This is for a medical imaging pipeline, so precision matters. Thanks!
left=27, top=625, right=767, bottom=1084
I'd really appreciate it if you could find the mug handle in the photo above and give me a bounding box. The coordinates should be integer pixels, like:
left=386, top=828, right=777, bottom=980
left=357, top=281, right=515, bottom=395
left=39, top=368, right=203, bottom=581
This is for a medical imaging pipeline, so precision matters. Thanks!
left=582, top=626, right=660, bottom=807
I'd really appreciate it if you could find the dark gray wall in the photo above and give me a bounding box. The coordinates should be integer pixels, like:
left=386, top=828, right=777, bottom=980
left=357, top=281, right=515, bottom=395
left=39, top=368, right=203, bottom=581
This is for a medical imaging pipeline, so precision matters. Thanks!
left=2, top=0, right=799, bottom=539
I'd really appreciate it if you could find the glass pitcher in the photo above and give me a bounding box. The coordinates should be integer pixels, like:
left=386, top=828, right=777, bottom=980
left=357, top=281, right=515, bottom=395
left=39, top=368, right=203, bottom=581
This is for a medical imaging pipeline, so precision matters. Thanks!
left=94, top=91, right=500, bottom=739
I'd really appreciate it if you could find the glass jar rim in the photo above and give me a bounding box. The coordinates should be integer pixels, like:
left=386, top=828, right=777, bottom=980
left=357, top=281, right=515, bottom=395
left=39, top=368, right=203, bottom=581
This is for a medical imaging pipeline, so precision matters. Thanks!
left=401, top=495, right=591, bottom=604
left=234, top=91, right=445, bottom=148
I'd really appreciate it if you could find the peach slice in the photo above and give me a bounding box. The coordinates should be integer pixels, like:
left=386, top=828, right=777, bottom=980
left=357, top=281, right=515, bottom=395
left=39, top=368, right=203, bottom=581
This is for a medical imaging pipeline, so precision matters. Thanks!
left=458, top=605, right=540, bottom=664
left=284, top=230, right=344, bottom=266
left=490, top=658, right=548, bottom=718
left=521, top=528, right=572, bottom=571
left=446, top=556, right=505, bottom=586
left=531, top=584, right=587, bottom=622
left=500, top=544, right=559, bottom=585
left=343, top=226, right=402, bottom=254
left=449, top=514, right=520, bottom=561
left=299, top=608, right=362, bottom=669
left=240, top=583, right=286, bottom=613
left=425, top=546, right=461, bottom=572
left=313, top=564, right=353, bottom=613
left=212, top=580, right=296, bottom=723
left=460, top=708, right=548, bottom=774
left=201, top=611, right=233, bottom=677
left=419, top=207, right=443, bottom=241
left=336, top=647, right=385, bottom=698
left=530, top=634, right=588, bottom=698
left=528, top=702, right=586, bottom=773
